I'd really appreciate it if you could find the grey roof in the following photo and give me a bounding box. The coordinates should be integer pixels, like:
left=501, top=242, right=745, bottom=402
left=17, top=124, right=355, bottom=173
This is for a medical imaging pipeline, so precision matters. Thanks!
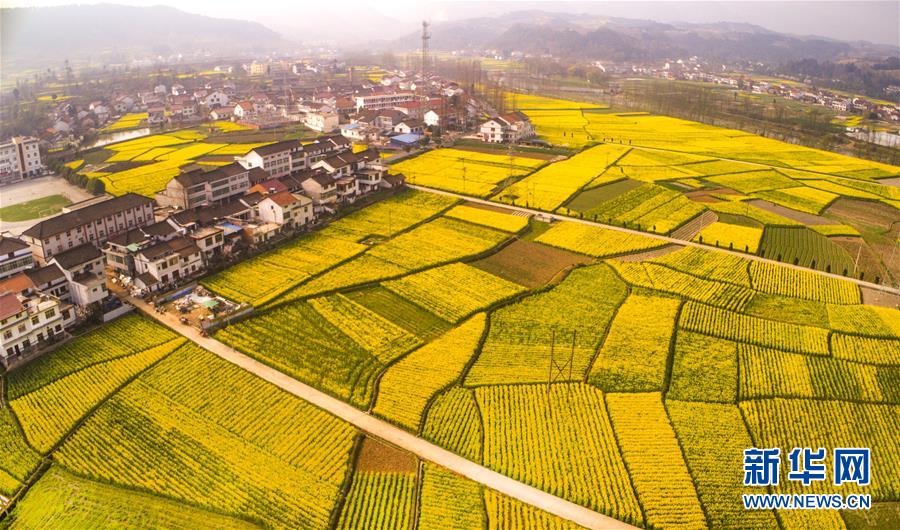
left=0, top=236, right=29, bottom=254
left=107, top=220, right=177, bottom=247
left=174, top=162, right=248, bottom=187
left=25, top=263, right=66, bottom=285
left=51, top=243, right=103, bottom=269
left=23, top=194, right=153, bottom=240
left=248, top=139, right=300, bottom=157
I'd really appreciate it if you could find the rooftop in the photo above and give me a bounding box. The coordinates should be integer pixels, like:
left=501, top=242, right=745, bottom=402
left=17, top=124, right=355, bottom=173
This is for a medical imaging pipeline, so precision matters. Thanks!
left=23, top=194, right=153, bottom=240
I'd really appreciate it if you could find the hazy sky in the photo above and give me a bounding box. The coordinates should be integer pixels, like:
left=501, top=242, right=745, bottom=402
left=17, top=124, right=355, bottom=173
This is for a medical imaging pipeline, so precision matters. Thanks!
left=4, top=1, right=899, bottom=46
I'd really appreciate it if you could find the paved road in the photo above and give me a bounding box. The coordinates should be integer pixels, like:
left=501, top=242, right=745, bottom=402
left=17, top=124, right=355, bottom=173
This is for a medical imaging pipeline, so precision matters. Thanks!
left=409, top=185, right=900, bottom=295
left=128, top=296, right=636, bottom=530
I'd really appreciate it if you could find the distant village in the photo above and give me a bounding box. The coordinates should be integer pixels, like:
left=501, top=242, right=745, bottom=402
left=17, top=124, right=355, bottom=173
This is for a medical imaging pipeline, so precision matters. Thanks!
left=0, top=59, right=540, bottom=367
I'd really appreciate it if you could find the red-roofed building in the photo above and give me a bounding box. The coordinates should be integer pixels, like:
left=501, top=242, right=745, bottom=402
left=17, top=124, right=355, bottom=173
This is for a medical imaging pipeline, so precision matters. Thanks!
left=257, top=191, right=314, bottom=228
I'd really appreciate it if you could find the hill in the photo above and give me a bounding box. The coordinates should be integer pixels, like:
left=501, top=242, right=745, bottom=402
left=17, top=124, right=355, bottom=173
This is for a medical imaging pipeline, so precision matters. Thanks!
left=389, top=10, right=898, bottom=63
left=1, top=4, right=283, bottom=72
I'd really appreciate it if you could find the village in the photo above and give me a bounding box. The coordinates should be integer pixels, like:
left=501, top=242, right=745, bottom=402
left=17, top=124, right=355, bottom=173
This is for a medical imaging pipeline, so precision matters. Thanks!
left=0, top=59, right=539, bottom=368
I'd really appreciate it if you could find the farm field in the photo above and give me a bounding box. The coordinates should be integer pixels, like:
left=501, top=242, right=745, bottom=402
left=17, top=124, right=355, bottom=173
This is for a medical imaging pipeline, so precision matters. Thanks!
left=481, top=93, right=900, bottom=285
left=8, top=89, right=900, bottom=529
left=74, top=128, right=270, bottom=196
left=390, top=148, right=546, bottom=197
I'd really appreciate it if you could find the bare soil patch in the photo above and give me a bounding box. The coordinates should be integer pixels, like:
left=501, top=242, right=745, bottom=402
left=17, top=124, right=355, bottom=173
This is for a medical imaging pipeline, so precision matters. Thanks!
left=825, top=198, right=900, bottom=232
left=356, top=436, right=417, bottom=473
left=861, top=287, right=900, bottom=309
left=471, top=239, right=594, bottom=288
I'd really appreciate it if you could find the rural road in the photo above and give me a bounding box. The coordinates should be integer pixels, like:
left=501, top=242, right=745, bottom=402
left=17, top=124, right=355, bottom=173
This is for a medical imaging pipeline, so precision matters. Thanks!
left=408, top=184, right=900, bottom=296
left=127, top=296, right=637, bottom=530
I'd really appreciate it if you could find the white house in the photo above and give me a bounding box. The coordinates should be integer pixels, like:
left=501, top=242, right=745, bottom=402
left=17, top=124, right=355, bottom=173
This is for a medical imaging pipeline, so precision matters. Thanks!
left=257, top=191, right=314, bottom=229
left=133, top=236, right=204, bottom=288
left=235, top=140, right=299, bottom=179
left=47, top=243, right=108, bottom=308
left=479, top=111, right=535, bottom=143
left=0, top=291, right=73, bottom=365
left=304, top=111, right=340, bottom=133
left=203, top=91, right=230, bottom=108
left=0, top=236, right=34, bottom=280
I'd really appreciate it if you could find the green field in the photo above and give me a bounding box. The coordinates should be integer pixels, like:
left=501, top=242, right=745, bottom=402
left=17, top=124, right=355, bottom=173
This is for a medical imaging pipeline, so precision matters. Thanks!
left=0, top=195, right=71, bottom=222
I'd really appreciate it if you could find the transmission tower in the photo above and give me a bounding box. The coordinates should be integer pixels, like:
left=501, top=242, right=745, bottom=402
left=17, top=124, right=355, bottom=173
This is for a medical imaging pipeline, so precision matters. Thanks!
left=421, top=21, right=431, bottom=80
left=546, top=329, right=576, bottom=396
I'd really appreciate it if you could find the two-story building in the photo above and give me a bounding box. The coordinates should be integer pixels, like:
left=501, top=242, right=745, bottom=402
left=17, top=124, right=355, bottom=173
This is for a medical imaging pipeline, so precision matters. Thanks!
left=155, top=163, right=267, bottom=210
left=48, top=244, right=108, bottom=308
left=104, top=220, right=180, bottom=276
left=0, top=291, right=74, bottom=366
left=236, top=140, right=299, bottom=179
left=21, top=194, right=155, bottom=264
left=479, top=111, right=535, bottom=143
left=133, top=237, right=204, bottom=291
left=256, top=191, right=314, bottom=229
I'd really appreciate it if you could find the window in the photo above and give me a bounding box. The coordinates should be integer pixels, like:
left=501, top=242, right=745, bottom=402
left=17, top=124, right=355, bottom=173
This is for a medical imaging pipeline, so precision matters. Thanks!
left=18, top=324, right=26, bottom=333
left=45, top=308, right=55, bottom=319
left=3, top=331, right=11, bottom=340
left=31, top=316, right=40, bottom=325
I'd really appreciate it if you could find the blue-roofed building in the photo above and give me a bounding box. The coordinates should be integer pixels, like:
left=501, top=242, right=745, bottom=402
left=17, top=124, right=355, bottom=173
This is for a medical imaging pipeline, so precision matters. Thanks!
left=389, top=133, right=424, bottom=148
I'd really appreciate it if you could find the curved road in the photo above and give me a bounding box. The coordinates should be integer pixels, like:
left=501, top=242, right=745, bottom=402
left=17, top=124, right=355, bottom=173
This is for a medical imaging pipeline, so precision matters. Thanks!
left=128, top=296, right=637, bottom=530
left=408, top=185, right=900, bottom=296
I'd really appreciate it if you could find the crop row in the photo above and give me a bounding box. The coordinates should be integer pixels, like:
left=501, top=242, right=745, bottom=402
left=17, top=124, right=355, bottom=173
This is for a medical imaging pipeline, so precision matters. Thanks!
left=55, top=345, right=357, bottom=529
left=679, top=301, right=830, bottom=355
left=383, top=263, right=524, bottom=323
left=534, top=221, right=664, bottom=258
left=467, top=263, right=627, bottom=386
left=476, top=384, right=642, bottom=524
left=373, top=315, right=486, bottom=431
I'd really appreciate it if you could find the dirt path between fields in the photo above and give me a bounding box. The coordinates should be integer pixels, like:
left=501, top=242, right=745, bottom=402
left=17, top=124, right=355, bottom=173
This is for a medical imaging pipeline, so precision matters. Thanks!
left=409, top=185, right=900, bottom=295
left=127, top=296, right=636, bottom=530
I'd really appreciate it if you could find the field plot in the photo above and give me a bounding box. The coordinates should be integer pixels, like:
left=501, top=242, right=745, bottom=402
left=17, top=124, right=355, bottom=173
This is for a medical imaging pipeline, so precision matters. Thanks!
left=471, top=238, right=594, bottom=288
left=679, top=301, right=830, bottom=355
left=422, top=387, right=483, bottom=461
left=611, top=261, right=755, bottom=311
left=281, top=217, right=510, bottom=301
left=476, top=384, right=642, bottom=525
left=749, top=261, right=861, bottom=304
left=505, top=92, right=607, bottom=110
left=202, top=190, right=453, bottom=305
left=0, top=408, right=40, bottom=496
left=218, top=293, right=421, bottom=408
left=667, top=401, right=779, bottom=529
left=494, top=144, right=630, bottom=210
left=337, top=471, right=415, bottom=530
left=693, top=221, right=762, bottom=252
left=606, top=393, right=707, bottom=530
left=534, top=221, right=665, bottom=258
left=390, top=148, right=544, bottom=197
left=6, top=466, right=257, bottom=530
left=758, top=226, right=855, bottom=274
left=668, top=331, right=738, bottom=402
left=569, top=181, right=706, bottom=234
left=79, top=131, right=270, bottom=196
left=523, top=110, right=594, bottom=147
left=589, top=294, right=681, bottom=392
left=101, top=112, right=147, bottom=132
left=8, top=315, right=182, bottom=451
left=55, top=345, right=357, bottom=529
left=444, top=204, right=530, bottom=233
left=383, top=263, right=524, bottom=323
left=466, top=263, right=627, bottom=385
left=418, top=464, right=485, bottom=530
left=374, top=315, right=486, bottom=430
